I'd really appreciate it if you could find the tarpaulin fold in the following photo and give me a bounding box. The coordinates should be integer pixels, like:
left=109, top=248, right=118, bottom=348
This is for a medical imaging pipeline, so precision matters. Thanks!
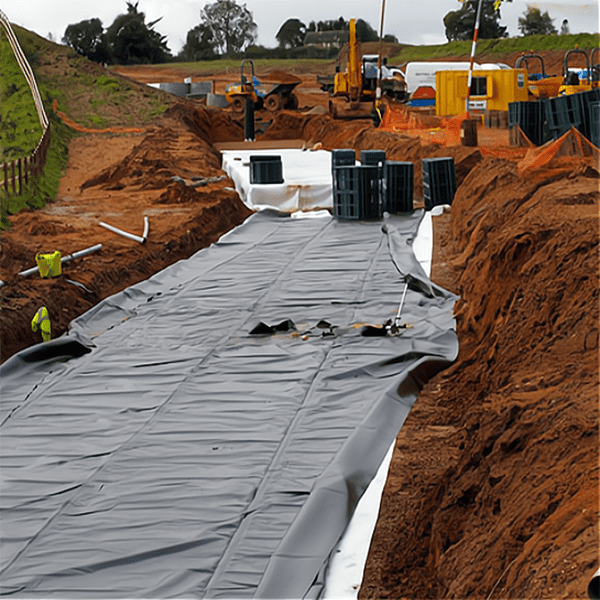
left=0, top=210, right=457, bottom=598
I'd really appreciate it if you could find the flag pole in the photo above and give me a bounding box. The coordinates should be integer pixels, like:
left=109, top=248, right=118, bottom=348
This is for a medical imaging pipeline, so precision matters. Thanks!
left=465, top=0, right=484, bottom=112
left=376, top=0, right=387, bottom=103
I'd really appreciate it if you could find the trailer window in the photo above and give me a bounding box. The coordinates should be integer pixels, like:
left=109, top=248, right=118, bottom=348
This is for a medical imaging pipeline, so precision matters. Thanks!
left=470, top=76, right=487, bottom=96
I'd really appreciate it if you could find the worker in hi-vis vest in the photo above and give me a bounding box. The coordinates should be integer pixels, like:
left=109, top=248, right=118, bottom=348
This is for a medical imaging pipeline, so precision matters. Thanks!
left=31, top=306, right=51, bottom=342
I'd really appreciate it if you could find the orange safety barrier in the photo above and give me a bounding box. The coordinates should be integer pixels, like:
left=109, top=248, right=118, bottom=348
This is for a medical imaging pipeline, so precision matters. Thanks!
left=518, top=128, right=599, bottom=175
left=52, top=99, right=146, bottom=134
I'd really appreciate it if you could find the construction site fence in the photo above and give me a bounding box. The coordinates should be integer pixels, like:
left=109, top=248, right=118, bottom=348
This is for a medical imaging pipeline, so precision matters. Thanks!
left=0, top=8, right=51, bottom=202
left=1, top=126, right=51, bottom=198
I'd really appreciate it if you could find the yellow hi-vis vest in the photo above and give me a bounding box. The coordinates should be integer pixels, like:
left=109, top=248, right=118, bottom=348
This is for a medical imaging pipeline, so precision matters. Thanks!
left=31, top=306, right=51, bottom=342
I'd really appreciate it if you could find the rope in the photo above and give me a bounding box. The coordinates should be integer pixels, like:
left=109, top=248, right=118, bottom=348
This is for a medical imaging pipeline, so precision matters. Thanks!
left=0, top=9, right=49, bottom=130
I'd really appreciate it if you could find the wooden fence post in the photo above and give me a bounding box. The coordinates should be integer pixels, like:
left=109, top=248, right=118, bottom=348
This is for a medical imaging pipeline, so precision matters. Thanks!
left=17, top=158, right=23, bottom=195
left=3, top=162, right=8, bottom=195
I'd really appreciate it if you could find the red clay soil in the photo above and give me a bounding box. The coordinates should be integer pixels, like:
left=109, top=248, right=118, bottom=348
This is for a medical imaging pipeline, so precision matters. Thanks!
left=1, top=54, right=598, bottom=600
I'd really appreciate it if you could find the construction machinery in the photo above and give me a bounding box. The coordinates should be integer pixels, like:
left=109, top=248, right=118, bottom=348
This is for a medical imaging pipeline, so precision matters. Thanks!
left=558, top=48, right=593, bottom=95
left=329, top=19, right=406, bottom=119
left=225, top=59, right=300, bottom=113
left=515, top=53, right=562, bottom=99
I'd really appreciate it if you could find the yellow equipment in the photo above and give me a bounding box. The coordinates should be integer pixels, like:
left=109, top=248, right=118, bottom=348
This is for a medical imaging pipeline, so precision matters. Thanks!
left=225, top=59, right=300, bottom=113
left=558, top=48, right=593, bottom=96
left=35, top=250, right=62, bottom=278
left=436, top=68, right=529, bottom=117
left=31, top=306, right=51, bottom=342
left=329, top=19, right=405, bottom=119
left=515, top=53, right=562, bottom=99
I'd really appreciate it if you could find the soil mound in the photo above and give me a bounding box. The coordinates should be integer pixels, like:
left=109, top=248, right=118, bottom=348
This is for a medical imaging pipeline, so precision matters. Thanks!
left=360, top=155, right=599, bottom=599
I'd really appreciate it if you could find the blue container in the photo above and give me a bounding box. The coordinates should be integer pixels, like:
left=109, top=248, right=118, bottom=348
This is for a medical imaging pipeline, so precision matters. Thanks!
left=249, top=155, right=283, bottom=184
left=384, top=162, right=414, bottom=213
left=333, top=165, right=382, bottom=220
left=422, top=157, right=456, bottom=210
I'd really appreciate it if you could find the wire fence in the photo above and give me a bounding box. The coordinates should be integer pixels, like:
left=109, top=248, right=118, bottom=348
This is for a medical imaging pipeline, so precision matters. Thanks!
left=0, top=9, right=50, bottom=201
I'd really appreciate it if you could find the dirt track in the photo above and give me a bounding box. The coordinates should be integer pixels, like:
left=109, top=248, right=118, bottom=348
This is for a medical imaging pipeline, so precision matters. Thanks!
left=1, top=50, right=598, bottom=599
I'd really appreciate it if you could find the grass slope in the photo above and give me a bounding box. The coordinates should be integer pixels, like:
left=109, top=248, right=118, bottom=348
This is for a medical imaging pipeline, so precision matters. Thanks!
left=1, top=25, right=173, bottom=228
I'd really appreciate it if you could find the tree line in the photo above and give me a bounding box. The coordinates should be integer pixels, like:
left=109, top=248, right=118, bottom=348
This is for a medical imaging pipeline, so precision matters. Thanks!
left=62, top=0, right=566, bottom=66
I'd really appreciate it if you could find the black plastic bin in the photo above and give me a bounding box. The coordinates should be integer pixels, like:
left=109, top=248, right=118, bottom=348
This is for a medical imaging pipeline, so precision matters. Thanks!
left=545, top=94, right=583, bottom=140
left=249, top=155, right=283, bottom=184
left=384, top=161, right=414, bottom=213
left=508, top=100, right=548, bottom=146
left=422, top=157, right=456, bottom=210
left=578, top=89, right=600, bottom=142
left=333, top=165, right=382, bottom=220
left=360, top=149, right=386, bottom=167
left=331, top=149, right=356, bottom=173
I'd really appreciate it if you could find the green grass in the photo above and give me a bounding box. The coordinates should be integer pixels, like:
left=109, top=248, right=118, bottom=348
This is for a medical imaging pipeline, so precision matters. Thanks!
left=0, top=29, right=44, bottom=161
left=391, top=33, right=600, bottom=63
left=130, top=57, right=335, bottom=73
left=1, top=117, right=75, bottom=230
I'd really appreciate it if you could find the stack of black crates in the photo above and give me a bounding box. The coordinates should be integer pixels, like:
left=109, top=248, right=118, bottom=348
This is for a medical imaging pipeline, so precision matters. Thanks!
left=331, top=149, right=416, bottom=220
left=509, top=89, right=600, bottom=147
left=422, top=157, right=457, bottom=210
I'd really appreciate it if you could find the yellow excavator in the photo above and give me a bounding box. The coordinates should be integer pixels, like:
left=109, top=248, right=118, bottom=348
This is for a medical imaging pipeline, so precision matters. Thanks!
left=329, top=19, right=405, bottom=119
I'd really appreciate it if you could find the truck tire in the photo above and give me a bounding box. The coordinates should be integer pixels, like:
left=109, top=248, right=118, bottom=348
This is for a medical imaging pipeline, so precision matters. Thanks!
left=231, top=96, right=245, bottom=113
left=266, top=94, right=283, bottom=112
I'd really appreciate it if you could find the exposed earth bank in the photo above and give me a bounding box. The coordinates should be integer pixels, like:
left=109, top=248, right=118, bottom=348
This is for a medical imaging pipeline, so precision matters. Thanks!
left=1, top=47, right=598, bottom=599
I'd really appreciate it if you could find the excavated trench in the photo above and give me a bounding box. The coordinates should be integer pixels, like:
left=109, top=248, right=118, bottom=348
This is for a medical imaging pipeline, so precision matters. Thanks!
left=1, top=101, right=598, bottom=598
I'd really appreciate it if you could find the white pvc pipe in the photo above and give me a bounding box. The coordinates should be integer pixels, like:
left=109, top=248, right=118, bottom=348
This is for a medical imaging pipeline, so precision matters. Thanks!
left=62, top=243, right=103, bottom=263
left=99, top=221, right=145, bottom=244
left=18, top=243, right=103, bottom=277
left=142, top=216, right=149, bottom=241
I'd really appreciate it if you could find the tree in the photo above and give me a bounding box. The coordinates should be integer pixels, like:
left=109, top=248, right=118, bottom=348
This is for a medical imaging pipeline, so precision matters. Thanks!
left=180, top=23, right=216, bottom=60
left=518, top=5, right=557, bottom=36
left=199, top=0, right=257, bottom=55
left=63, top=18, right=112, bottom=63
left=276, top=18, right=306, bottom=49
left=444, top=0, right=512, bottom=42
left=560, top=19, right=570, bottom=35
left=105, top=2, right=171, bottom=65
left=355, top=19, right=378, bottom=42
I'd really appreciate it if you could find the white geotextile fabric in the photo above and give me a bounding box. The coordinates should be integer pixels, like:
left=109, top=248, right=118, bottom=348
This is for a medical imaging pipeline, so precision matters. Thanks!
left=221, top=149, right=335, bottom=211
left=223, top=147, right=436, bottom=599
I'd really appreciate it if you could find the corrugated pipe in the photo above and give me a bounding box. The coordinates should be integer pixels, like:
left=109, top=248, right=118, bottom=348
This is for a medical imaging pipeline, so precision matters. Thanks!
left=99, top=217, right=148, bottom=244
left=18, top=244, right=103, bottom=277
left=589, top=567, right=600, bottom=600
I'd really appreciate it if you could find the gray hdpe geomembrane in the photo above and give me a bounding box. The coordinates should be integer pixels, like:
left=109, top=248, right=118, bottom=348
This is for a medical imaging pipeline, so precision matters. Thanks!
left=0, top=210, right=458, bottom=598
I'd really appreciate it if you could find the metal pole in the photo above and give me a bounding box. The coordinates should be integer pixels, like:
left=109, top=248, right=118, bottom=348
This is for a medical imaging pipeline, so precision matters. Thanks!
left=376, top=0, right=387, bottom=102
left=466, top=0, right=484, bottom=112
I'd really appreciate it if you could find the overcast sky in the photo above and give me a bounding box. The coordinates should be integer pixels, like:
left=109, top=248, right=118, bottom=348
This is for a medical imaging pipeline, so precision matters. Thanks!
left=4, top=0, right=599, bottom=55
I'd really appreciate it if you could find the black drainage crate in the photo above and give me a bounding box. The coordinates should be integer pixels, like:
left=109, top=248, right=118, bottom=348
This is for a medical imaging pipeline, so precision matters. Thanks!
left=545, top=94, right=583, bottom=140
left=508, top=100, right=548, bottom=146
left=590, top=102, right=600, bottom=148
left=579, top=89, right=600, bottom=142
left=422, top=157, right=456, bottom=210
left=331, top=149, right=356, bottom=173
left=333, top=165, right=382, bottom=220
left=249, top=155, right=283, bottom=184
left=360, top=149, right=387, bottom=168
left=384, top=161, right=414, bottom=213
